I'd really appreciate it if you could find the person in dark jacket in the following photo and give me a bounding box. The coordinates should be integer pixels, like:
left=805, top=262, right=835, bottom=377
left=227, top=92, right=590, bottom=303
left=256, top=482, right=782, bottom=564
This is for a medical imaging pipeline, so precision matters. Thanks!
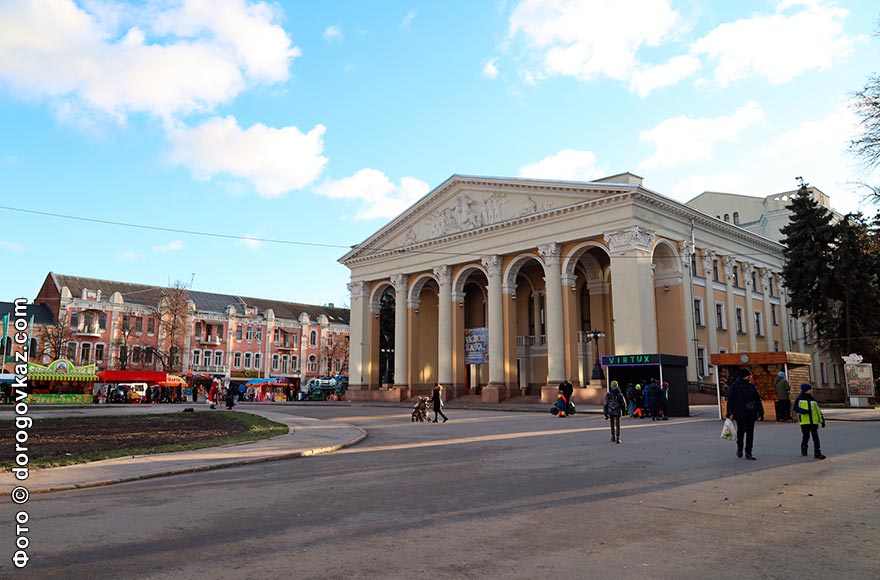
left=794, top=383, right=826, bottom=459
left=431, top=383, right=448, bottom=423
left=603, top=381, right=627, bottom=444
left=625, top=382, right=637, bottom=417
left=774, top=371, right=792, bottom=422
left=725, top=368, right=764, bottom=460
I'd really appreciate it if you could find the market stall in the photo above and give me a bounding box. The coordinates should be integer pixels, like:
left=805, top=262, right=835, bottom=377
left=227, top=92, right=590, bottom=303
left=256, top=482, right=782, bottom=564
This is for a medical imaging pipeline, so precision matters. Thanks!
left=27, top=359, right=99, bottom=404
left=711, top=351, right=812, bottom=420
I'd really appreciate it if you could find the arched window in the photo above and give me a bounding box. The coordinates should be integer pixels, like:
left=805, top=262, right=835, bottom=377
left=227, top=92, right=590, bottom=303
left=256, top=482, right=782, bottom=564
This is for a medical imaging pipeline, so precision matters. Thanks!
left=723, top=213, right=730, bottom=222
left=733, top=212, right=740, bottom=224
left=309, top=330, right=317, bottom=346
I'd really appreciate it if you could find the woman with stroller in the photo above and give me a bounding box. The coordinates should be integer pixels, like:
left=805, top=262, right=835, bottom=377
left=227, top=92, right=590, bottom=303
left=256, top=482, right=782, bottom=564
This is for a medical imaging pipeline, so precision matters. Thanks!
left=431, top=383, right=448, bottom=423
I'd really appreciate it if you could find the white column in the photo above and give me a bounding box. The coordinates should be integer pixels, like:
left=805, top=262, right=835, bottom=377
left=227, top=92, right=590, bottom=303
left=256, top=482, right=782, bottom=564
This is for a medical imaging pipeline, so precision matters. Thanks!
left=702, top=250, right=719, bottom=358
left=722, top=256, right=738, bottom=352
left=481, top=256, right=505, bottom=386
left=760, top=268, right=775, bottom=351
left=539, top=243, right=565, bottom=384
left=605, top=227, right=658, bottom=354
left=346, top=281, right=370, bottom=388
left=679, top=241, right=698, bottom=382
left=391, top=273, right=409, bottom=388
left=742, top=262, right=757, bottom=351
left=434, top=266, right=453, bottom=385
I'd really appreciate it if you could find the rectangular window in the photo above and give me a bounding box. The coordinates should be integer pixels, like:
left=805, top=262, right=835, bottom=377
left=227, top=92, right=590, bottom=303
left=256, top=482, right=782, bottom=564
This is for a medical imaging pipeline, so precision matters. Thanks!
left=281, top=355, right=289, bottom=374
left=234, top=352, right=242, bottom=368
left=273, top=329, right=280, bottom=342
left=236, top=325, right=243, bottom=340
left=272, top=354, right=279, bottom=370
left=99, top=313, right=108, bottom=330
left=801, top=322, right=809, bottom=341
left=192, top=350, right=201, bottom=366
left=202, top=350, right=211, bottom=367
left=292, top=334, right=298, bottom=347
left=84, top=312, right=94, bottom=331
left=697, top=347, right=707, bottom=377
left=833, top=364, right=840, bottom=384
left=214, top=351, right=223, bottom=366
left=132, top=347, right=142, bottom=365
left=256, top=327, right=263, bottom=342
left=769, top=277, right=776, bottom=297
left=246, top=326, right=253, bottom=341
left=732, top=266, right=739, bottom=288
left=122, top=315, right=130, bottom=331
left=144, top=347, right=153, bottom=365
left=244, top=352, right=252, bottom=369
left=820, top=362, right=827, bottom=384
left=715, top=303, right=726, bottom=330
left=80, top=343, right=91, bottom=364
left=712, top=260, right=719, bottom=282
left=95, top=344, right=105, bottom=361
left=147, top=317, right=155, bottom=333
left=735, top=307, right=745, bottom=333
left=754, top=312, right=763, bottom=336
left=771, top=304, right=778, bottom=326
left=195, top=322, right=202, bottom=338
left=66, top=341, right=77, bottom=359
left=694, top=298, right=704, bottom=326
left=135, top=317, right=143, bottom=333
left=291, top=356, right=299, bottom=371
left=254, top=353, right=262, bottom=369
left=751, top=271, right=757, bottom=292
left=690, top=253, right=698, bottom=277
left=70, top=312, right=80, bottom=329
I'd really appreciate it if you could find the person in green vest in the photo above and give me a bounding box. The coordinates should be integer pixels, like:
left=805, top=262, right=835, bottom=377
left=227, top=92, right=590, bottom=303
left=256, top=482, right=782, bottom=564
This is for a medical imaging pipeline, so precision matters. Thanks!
left=794, top=383, right=826, bottom=460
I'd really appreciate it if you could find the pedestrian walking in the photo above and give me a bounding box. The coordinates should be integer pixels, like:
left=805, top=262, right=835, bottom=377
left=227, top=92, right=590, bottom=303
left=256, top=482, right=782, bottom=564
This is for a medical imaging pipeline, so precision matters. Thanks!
left=794, top=383, right=826, bottom=460
left=625, top=382, right=637, bottom=418
left=603, top=380, right=627, bottom=444
left=431, top=383, right=448, bottom=423
left=224, top=384, right=236, bottom=410
left=659, top=381, right=669, bottom=420
left=725, top=368, right=764, bottom=460
left=774, top=371, right=792, bottom=422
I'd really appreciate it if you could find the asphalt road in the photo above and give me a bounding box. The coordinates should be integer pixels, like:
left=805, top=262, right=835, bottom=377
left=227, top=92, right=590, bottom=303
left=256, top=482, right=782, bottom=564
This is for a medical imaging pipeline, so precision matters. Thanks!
left=2, top=407, right=878, bottom=580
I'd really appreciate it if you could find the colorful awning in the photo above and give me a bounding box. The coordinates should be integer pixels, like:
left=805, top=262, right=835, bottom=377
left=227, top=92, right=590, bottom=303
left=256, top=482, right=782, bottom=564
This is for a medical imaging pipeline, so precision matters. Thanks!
left=27, top=359, right=98, bottom=382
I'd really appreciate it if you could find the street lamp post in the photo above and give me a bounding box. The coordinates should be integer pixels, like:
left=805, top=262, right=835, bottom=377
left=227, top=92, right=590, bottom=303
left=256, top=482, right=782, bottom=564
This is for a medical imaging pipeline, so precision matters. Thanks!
left=585, top=329, right=606, bottom=381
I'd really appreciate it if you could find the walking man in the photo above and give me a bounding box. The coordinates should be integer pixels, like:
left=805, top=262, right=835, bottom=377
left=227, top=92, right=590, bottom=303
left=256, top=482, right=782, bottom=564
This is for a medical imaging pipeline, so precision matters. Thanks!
left=774, top=371, right=792, bottom=422
left=603, top=381, right=626, bottom=444
left=726, top=368, right=764, bottom=460
left=794, top=383, right=826, bottom=460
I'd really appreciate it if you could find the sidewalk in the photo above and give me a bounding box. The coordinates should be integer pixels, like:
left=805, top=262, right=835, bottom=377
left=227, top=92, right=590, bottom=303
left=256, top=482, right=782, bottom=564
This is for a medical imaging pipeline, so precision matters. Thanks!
left=0, top=407, right=366, bottom=495
left=1, top=401, right=874, bottom=495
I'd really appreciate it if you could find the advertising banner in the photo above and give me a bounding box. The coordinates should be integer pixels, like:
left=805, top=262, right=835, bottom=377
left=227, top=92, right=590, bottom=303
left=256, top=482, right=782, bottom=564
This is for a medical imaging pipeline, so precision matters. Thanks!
left=844, top=363, right=875, bottom=397
left=464, top=327, right=489, bottom=365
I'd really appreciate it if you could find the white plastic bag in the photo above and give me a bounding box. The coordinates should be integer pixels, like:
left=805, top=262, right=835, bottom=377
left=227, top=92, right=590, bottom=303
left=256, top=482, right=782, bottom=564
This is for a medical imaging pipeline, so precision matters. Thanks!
left=720, top=418, right=736, bottom=441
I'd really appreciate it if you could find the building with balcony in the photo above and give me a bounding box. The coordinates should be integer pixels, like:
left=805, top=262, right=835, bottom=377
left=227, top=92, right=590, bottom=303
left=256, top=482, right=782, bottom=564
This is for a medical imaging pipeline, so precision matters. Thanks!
left=32, top=273, right=350, bottom=386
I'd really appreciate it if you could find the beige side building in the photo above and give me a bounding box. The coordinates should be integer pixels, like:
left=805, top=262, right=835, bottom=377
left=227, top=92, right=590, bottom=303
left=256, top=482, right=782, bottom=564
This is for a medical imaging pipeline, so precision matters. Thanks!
left=340, top=174, right=843, bottom=405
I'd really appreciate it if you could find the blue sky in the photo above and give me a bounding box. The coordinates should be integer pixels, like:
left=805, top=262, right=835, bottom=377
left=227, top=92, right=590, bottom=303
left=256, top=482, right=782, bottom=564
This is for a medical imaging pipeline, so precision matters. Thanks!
left=2, top=0, right=879, bottom=308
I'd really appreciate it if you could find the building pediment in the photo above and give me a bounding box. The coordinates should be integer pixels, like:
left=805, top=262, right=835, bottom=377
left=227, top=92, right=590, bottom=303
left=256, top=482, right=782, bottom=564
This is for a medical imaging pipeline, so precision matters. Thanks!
left=340, top=175, right=638, bottom=264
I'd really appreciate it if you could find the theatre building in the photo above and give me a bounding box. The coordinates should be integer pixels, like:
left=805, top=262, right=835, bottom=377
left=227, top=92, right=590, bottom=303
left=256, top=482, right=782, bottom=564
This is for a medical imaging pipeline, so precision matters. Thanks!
left=340, top=173, right=839, bottom=407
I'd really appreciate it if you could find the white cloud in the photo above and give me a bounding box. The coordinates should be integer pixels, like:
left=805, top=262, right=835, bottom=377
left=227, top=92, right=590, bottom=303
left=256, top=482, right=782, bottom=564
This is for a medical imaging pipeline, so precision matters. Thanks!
left=153, top=240, right=184, bottom=252
left=401, top=10, right=416, bottom=29
left=483, top=59, right=499, bottom=79
left=324, top=25, right=342, bottom=42
left=639, top=101, right=765, bottom=170
left=0, top=240, right=24, bottom=252
left=518, top=149, right=605, bottom=181
left=507, top=0, right=681, bottom=83
left=0, top=0, right=299, bottom=122
left=314, top=169, right=430, bottom=220
left=167, top=116, right=328, bottom=197
left=691, top=1, right=856, bottom=88
left=629, top=55, right=701, bottom=98
left=118, top=250, right=144, bottom=261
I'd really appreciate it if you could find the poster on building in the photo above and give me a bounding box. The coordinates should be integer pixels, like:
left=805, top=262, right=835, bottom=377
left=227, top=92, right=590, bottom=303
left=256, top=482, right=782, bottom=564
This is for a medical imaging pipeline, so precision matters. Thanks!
left=464, top=327, right=489, bottom=365
left=843, top=363, right=875, bottom=397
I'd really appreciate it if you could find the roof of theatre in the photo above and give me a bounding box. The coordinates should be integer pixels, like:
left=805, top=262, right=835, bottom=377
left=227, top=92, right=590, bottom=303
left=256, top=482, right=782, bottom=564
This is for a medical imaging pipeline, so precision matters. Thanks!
left=45, top=273, right=349, bottom=324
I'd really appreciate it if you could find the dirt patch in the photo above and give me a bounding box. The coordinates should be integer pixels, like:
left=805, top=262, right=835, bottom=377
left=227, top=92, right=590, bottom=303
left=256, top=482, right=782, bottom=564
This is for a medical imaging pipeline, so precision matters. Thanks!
left=0, top=413, right=250, bottom=463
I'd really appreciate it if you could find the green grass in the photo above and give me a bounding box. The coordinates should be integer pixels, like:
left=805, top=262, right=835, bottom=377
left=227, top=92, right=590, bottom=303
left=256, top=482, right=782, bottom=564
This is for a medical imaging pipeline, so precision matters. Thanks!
left=3, top=412, right=288, bottom=469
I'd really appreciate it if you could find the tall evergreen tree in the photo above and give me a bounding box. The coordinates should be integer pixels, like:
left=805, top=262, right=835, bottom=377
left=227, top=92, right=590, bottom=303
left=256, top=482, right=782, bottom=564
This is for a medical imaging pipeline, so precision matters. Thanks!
left=780, top=185, right=837, bottom=346
left=829, top=213, right=880, bottom=361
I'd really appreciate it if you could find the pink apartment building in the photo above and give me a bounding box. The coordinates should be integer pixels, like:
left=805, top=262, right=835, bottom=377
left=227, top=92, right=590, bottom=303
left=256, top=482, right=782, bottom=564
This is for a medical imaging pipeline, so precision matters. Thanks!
left=31, top=272, right=350, bottom=388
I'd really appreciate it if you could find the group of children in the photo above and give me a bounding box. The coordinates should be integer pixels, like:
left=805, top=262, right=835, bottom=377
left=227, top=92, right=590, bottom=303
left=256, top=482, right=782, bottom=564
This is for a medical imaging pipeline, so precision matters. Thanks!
left=625, top=379, right=669, bottom=420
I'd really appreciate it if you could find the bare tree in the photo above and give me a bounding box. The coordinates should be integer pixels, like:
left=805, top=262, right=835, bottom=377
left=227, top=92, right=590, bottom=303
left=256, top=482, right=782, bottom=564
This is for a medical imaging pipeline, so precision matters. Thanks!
left=321, top=332, right=350, bottom=377
left=38, top=308, right=77, bottom=362
left=148, top=282, right=191, bottom=373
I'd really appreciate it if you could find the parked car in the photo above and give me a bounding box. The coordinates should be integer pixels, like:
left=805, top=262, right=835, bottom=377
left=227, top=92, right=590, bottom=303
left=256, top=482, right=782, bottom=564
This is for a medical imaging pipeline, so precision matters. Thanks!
left=107, top=385, right=132, bottom=404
